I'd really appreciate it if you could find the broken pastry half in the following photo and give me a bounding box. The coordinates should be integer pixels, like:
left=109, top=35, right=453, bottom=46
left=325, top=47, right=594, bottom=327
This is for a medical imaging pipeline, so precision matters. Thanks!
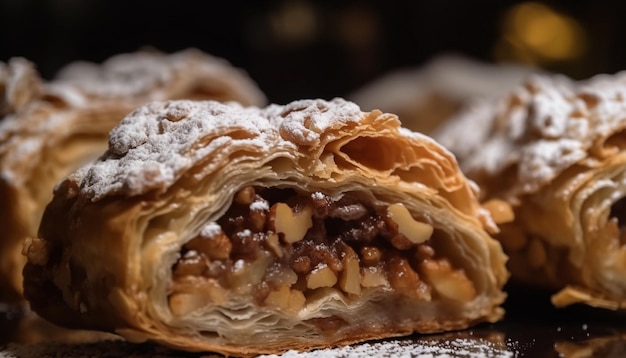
left=23, top=98, right=508, bottom=355
left=0, top=49, right=266, bottom=303
left=435, top=72, right=626, bottom=309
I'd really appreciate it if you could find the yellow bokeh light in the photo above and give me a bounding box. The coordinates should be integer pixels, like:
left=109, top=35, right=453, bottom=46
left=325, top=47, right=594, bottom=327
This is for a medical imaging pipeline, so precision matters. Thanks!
left=496, top=2, right=587, bottom=65
left=270, top=1, right=318, bottom=45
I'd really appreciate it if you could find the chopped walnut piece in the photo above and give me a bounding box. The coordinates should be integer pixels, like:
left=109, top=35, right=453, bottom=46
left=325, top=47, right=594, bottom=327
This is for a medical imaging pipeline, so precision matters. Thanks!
left=415, top=243, right=435, bottom=262
left=250, top=208, right=268, bottom=232
left=264, top=232, right=283, bottom=257
left=306, top=264, right=338, bottom=289
left=187, top=229, right=232, bottom=260
left=339, top=246, right=361, bottom=295
left=235, top=186, right=256, bottom=205
left=269, top=203, right=313, bottom=243
left=292, top=256, right=312, bottom=273
left=420, top=259, right=476, bottom=302
left=387, top=204, right=434, bottom=244
left=264, top=284, right=290, bottom=309
left=360, top=246, right=381, bottom=266
left=360, top=266, right=389, bottom=288
left=482, top=199, right=514, bottom=224
left=388, top=234, right=414, bottom=250
left=264, top=285, right=305, bottom=312
left=387, top=256, right=430, bottom=299
left=173, top=250, right=208, bottom=277
left=329, top=203, right=368, bottom=221
left=288, top=289, right=306, bottom=311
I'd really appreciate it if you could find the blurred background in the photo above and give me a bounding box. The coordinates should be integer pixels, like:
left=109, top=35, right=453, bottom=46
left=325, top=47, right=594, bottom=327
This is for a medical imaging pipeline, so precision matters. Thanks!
left=1, top=0, right=624, bottom=105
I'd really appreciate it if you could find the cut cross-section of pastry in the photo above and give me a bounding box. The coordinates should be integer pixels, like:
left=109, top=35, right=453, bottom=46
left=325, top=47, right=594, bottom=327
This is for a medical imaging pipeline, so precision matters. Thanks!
left=23, top=98, right=508, bottom=355
left=435, top=72, right=626, bottom=310
left=0, top=49, right=266, bottom=303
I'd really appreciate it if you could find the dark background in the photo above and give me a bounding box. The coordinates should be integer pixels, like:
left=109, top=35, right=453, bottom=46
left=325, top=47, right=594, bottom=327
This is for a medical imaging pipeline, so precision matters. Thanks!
left=1, top=0, right=625, bottom=104
left=3, top=2, right=626, bottom=355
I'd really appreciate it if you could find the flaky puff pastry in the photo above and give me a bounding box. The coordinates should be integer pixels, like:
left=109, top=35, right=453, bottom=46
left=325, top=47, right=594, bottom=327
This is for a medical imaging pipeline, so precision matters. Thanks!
left=23, top=99, right=508, bottom=356
left=435, top=73, right=626, bottom=309
left=0, top=49, right=266, bottom=302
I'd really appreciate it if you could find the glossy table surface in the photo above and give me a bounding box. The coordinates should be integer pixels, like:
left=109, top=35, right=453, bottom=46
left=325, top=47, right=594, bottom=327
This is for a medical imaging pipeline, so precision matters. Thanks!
left=0, top=286, right=624, bottom=357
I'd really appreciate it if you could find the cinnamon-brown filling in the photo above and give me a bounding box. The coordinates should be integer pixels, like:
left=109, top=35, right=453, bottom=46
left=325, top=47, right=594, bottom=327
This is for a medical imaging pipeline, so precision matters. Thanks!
left=169, top=187, right=476, bottom=316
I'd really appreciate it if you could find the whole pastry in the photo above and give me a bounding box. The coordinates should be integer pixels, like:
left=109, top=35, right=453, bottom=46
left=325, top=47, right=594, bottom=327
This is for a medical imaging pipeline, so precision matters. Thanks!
left=435, top=72, right=626, bottom=309
left=0, top=49, right=266, bottom=302
left=23, top=98, right=508, bottom=355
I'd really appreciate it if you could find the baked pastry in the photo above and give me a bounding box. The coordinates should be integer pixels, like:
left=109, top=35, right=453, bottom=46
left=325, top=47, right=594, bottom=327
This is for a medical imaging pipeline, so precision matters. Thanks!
left=348, top=55, right=536, bottom=135
left=435, top=72, right=626, bottom=309
left=0, top=49, right=266, bottom=302
left=23, top=98, right=508, bottom=355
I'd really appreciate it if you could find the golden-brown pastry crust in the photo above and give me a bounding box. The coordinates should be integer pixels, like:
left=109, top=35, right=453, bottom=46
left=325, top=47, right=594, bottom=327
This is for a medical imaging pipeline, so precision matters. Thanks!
left=435, top=72, right=626, bottom=309
left=0, top=49, right=266, bottom=302
left=24, top=98, right=508, bottom=355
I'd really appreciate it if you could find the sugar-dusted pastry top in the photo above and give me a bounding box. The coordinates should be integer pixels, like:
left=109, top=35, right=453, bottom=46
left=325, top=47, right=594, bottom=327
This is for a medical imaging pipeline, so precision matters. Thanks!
left=435, top=72, right=626, bottom=199
left=0, top=57, right=42, bottom=117
left=73, top=98, right=460, bottom=201
left=50, top=49, right=266, bottom=106
left=0, top=49, right=266, bottom=185
left=0, top=58, right=48, bottom=184
left=348, top=55, right=537, bottom=135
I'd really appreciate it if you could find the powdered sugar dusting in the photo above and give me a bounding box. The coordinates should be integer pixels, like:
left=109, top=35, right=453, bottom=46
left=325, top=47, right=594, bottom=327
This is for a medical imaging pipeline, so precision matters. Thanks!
left=250, top=200, right=269, bottom=211
left=434, top=72, right=626, bottom=198
left=52, top=49, right=265, bottom=105
left=259, top=337, right=514, bottom=358
left=311, top=263, right=328, bottom=273
left=200, top=222, right=222, bottom=238
left=236, top=229, right=252, bottom=239
left=54, top=54, right=172, bottom=98
left=233, top=259, right=245, bottom=272
left=74, top=100, right=279, bottom=199
left=269, top=98, right=364, bottom=146
left=71, top=98, right=373, bottom=200
left=0, top=336, right=518, bottom=358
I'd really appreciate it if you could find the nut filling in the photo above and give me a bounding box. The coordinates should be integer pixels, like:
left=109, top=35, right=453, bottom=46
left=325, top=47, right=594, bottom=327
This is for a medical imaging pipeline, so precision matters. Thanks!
left=169, top=187, right=476, bottom=316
